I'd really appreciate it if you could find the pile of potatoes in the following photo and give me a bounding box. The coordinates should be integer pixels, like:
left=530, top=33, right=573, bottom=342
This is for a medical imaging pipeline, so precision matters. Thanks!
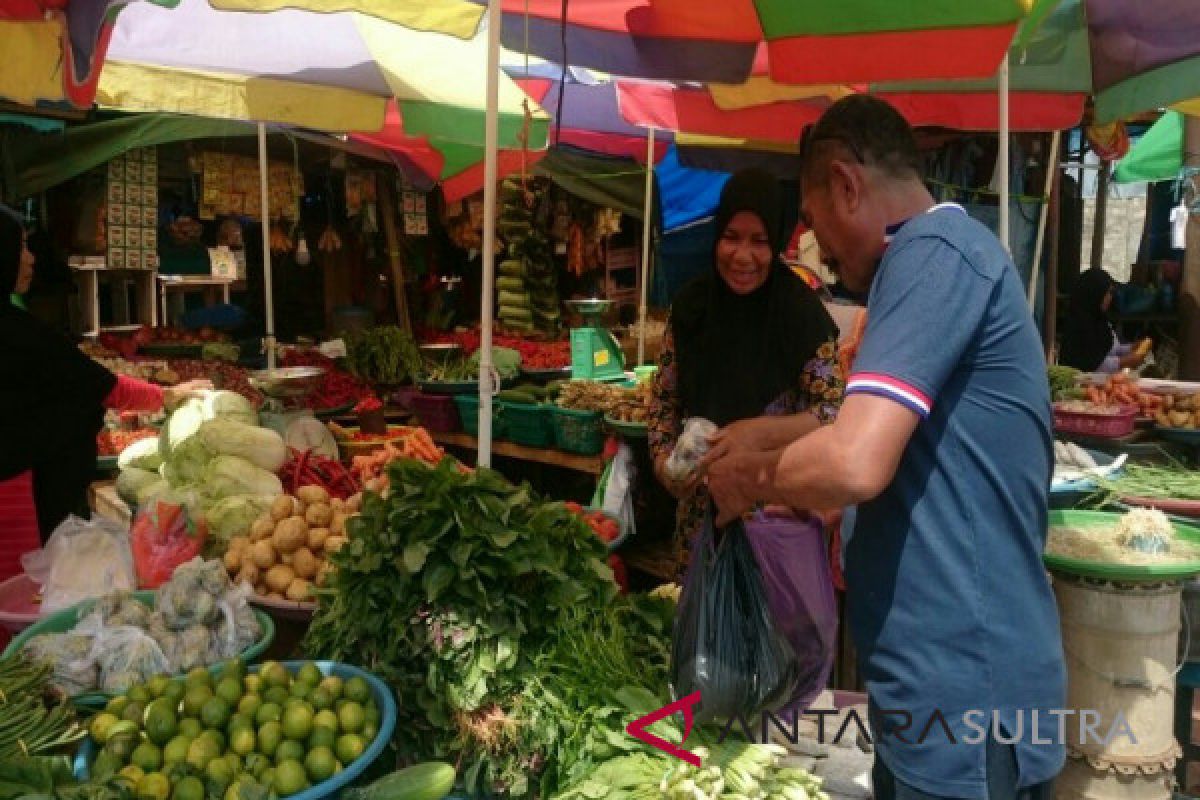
left=222, top=485, right=362, bottom=603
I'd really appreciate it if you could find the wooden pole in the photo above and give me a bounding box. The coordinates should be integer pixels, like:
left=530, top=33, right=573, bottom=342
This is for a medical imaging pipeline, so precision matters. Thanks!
left=1090, top=160, right=1110, bottom=271
left=1180, top=117, right=1200, bottom=379
left=377, top=175, right=412, bottom=335
left=1045, top=135, right=1063, bottom=361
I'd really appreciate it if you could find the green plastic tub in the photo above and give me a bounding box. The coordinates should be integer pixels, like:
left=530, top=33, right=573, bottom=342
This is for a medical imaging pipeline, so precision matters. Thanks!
left=500, top=402, right=556, bottom=448
left=551, top=407, right=606, bottom=455
left=1043, top=509, right=1200, bottom=582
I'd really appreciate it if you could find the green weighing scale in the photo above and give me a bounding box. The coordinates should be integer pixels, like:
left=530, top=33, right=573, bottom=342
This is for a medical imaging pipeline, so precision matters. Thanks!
left=567, top=299, right=626, bottom=381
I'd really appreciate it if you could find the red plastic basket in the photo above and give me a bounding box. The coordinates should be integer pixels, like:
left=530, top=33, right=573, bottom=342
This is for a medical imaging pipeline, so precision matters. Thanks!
left=410, top=392, right=461, bottom=433
left=1053, top=404, right=1137, bottom=438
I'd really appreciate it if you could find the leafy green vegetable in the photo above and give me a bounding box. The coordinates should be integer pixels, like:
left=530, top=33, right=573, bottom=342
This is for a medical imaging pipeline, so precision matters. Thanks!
left=346, top=326, right=422, bottom=385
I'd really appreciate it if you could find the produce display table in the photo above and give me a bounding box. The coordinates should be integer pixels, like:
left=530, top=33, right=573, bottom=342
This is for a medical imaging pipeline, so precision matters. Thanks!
left=88, top=481, right=130, bottom=527
left=430, top=431, right=606, bottom=475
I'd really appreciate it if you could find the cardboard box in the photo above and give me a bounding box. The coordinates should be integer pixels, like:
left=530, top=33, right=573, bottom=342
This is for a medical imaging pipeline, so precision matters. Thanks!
left=108, top=226, right=126, bottom=247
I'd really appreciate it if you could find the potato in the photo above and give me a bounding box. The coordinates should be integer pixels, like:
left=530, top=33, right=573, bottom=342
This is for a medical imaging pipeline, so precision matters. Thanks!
left=327, top=512, right=345, bottom=537
left=324, top=535, right=347, bottom=555
left=331, top=498, right=345, bottom=512
left=305, top=503, right=333, bottom=528
left=293, top=497, right=307, bottom=516
left=237, top=562, right=260, bottom=587
left=286, top=578, right=312, bottom=602
left=250, top=517, right=275, bottom=542
left=223, top=549, right=242, bottom=573
left=296, top=486, right=330, bottom=506
left=250, top=539, right=276, bottom=569
left=307, top=527, right=330, bottom=552
left=265, top=564, right=295, bottom=593
left=273, top=517, right=308, bottom=553
left=346, top=493, right=363, bottom=513
left=281, top=552, right=294, bottom=566
left=292, top=547, right=318, bottom=579
left=270, top=495, right=294, bottom=522
left=315, top=562, right=332, bottom=587
left=228, top=535, right=250, bottom=554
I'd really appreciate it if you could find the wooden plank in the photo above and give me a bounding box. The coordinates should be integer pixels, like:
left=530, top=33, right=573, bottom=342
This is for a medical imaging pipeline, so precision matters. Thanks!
left=377, top=175, right=412, bottom=335
left=430, top=431, right=606, bottom=475
left=89, top=481, right=131, bottom=528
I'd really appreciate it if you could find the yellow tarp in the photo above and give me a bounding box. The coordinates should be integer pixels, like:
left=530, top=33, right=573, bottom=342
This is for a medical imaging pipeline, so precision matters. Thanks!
left=0, top=19, right=69, bottom=106
left=209, top=0, right=484, bottom=39
left=707, top=77, right=853, bottom=111
left=675, top=133, right=799, bottom=154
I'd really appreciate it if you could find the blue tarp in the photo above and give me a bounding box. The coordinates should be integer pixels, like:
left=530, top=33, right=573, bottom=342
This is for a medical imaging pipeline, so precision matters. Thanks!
left=655, top=145, right=728, bottom=232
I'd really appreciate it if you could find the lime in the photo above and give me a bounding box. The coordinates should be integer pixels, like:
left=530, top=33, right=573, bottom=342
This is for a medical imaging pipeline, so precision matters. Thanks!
left=182, top=686, right=213, bottom=718
left=135, top=772, right=170, bottom=800
left=230, top=726, right=257, bottom=757
left=274, top=740, right=303, bottom=764
left=131, top=741, right=163, bottom=773
left=127, top=686, right=152, bottom=706
left=215, top=677, right=243, bottom=707
left=335, top=733, right=366, bottom=765
left=116, top=764, right=144, bottom=788
left=308, top=726, right=336, bottom=751
left=243, top=675, right=263, bottom=694
left=237, top=693, right=263, bottom=718
left=162, top=734, right=191, bottom=766
left=312, top=710, right=339, bottom=733
left=281, top=705, right=314, bottom=742
left=264, top=687, right=290, bottom=707
left=337, top=702, right=365, bottom=734
left=223, top=753, right=242, bottom=775
left=363, top=703, right=380, bottom=726
left=199, top=729, right=226, bottom=753
left=173, top=775, right=205, bottom=800
left=90, top=712, right=120, bottom=745
left=163, top=680, right=187, bottom=708
left=289, top=681, right=312, bottom=701
left=259, top=662, right=290, bottom=690
left=106, top=696, right=130, bottom=716
left=257, top=721, right=283, bottom=758
left=307, top=687, right=333, bottom=712
left=361, top=722, right=379, bottom=742
left=224, top=779, right=253, bottom=800
left=255, top=702, right=283, bottom=727
left=260, top=768, right=277, bottom=792
left=317, top=676, right=343, bottom=702
left=143, top=698, right=178, bottom=745
left=343, top=677, right=370, bottom=705
left=205, top=757, right=235, bottom=791
left=273, top=759, right=308, bottom=796
left=296, top=663, right=322, bottom=687
left=201, top=697, right=232, bottom=730
left=228, top=713, right=255, bottom=735
left=185, top=735, right=221, bottom=772
left=107, top=728, right=140, bottom=761
left=91, top=748, right=123, bottom=781
left=218, top=658, right=247, bottom=683
left=177, top=718, right=203, bottom=740
left=304, top=746, right=337, bottom=784
left=243, top=752, right=270, bottom=778
left=146, top=675, right=170, bottom=699
left=121, top=701, right=146, bottom=726
left=185, top=667, right=212, bottom=688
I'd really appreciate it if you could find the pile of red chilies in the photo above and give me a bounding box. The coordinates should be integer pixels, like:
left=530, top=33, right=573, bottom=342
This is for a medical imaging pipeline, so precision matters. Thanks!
left=280, top=447, right=360, bottom=499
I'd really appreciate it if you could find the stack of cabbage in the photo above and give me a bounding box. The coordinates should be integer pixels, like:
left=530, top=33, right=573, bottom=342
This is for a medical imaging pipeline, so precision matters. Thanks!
left=114, top=391, right=287, bottom=551
left=22, top=558, right=262, bottom=694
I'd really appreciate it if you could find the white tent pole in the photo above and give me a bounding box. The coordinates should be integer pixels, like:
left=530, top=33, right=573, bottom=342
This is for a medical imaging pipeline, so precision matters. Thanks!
left=637, top=126, right=655, bottom=366
left=1028, top=130, right=1062, bottom=310
left=998, top=53, right=1011, bottom=256
left=478, top=0, right=502, bottom=468
left=258, top=122, right=276, bottom=369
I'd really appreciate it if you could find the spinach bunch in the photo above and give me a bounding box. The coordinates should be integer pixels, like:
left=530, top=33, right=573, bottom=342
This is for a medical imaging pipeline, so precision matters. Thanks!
left=345, top=326, right=422, bottom=385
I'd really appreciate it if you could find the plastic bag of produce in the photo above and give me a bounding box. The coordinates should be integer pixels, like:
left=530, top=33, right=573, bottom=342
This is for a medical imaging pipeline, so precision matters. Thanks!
left=85, top=623, right=171, bottom=693
left=21, top=515, right=136, bottom=613
left=21, top=633, right=98, bottom=695
left=671, top=509, right=834, bottom=721
left=213, top=582, right=261, bottom=659
left=130, top=498, right=208, bottom=589
left=158, top=557, right=228, bottom=629
left=94, top=591, right=152, bottom=629
left=663, top=417, right=718, bottom=482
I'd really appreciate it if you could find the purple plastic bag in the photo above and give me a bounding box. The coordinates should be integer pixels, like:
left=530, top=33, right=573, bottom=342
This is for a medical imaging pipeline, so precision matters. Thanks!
left=743, top=509, right=838, bottom=713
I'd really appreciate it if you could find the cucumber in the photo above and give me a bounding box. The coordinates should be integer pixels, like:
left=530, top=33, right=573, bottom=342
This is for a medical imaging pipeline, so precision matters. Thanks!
left=341, top=762, right=456, bottom=800
left=498, top=305, right=533, bottom=322
left=514, top=384, right=543, bottom=396
left=496, top=276, right=524, bottom=292
left=497, top=290, right=531, bottom=309
left=498, top=389, right=539, bottom=405
left=499, top=260, right=524, bottom=278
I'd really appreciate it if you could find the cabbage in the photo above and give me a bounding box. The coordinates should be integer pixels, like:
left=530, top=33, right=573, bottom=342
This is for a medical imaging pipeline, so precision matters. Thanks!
left=134, top=478, right=169, bottom=508
left=201, top=391, right=257, bottom=427
left=203, top=455, right=283, bottom=501
left=116, top=467, right=160, bottom=507
left=117, top=438, right=162, bottom=472
left=162, top=436, right=213, bottom=487
left=196, top=418, right=286, bottom=473
left=160, top=398, right=205, bottom=460
left=205, top=494, right=275, bottom=548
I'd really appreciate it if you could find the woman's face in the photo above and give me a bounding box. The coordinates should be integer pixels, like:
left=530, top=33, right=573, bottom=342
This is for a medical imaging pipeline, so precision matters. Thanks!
left=716, top=211, right=772, bottom=295
left=14, top=234, right=33, bottom=295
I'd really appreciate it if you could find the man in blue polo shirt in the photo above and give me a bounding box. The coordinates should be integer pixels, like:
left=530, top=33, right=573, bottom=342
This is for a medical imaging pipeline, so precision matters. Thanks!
left=705, top=95, right=1065, bottom=800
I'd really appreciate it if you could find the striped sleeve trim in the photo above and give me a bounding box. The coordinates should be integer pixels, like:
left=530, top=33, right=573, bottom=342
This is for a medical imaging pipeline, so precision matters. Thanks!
left=845, top=372, right=933, bottom=418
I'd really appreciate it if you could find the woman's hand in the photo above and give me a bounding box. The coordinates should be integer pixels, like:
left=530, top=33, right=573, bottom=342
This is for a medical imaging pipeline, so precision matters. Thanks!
left=163, top=379, right=213, bottom=411
left=701, top=418, right=773, bottom=468
left=655, top=455, right=699, bottom=500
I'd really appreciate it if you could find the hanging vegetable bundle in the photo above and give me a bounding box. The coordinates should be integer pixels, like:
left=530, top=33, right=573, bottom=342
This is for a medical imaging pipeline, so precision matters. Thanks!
left=498, top=178, right=560, bottom=334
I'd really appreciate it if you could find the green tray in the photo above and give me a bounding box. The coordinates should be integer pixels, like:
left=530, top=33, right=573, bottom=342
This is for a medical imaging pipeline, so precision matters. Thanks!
left=3, top=590, right=275, bottom=709
left=1043, top=509, right=1200, bottom=582
left=605, top=416, right=648, bottom=439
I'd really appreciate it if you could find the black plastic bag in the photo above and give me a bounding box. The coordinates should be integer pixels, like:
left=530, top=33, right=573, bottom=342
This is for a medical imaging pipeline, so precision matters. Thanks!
left=670, top=513, right=803, bottom=722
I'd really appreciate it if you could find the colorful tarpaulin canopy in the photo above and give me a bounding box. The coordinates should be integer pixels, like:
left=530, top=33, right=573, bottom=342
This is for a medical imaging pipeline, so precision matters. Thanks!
left=207, top=0, right=485, bottom=38
left=1114, top=112, right=1185, bottom=185
left=99, top=0, right=548, bottom=146
left=0, top=0, right=175, bottom=108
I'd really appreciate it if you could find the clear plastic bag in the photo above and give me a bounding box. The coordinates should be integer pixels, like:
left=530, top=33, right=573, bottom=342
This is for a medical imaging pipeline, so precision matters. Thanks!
left=671, top=509, right=836, bottom=721
left=20, top=633, right=97, bottom=695
left=158, top=557, right=228, bottom=630
left=130, top=498, right=208, bottom=589
left=89, top=625, right=171, bottom=693
left=21, top=515, right=136, bottom=613
left=213, top=582, right=261, bottom=659
left=664, top=418, right=718, bottom=482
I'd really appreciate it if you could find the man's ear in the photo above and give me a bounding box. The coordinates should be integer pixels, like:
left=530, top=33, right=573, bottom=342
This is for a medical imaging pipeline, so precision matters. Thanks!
left=829, top=160, right=862, bottom=216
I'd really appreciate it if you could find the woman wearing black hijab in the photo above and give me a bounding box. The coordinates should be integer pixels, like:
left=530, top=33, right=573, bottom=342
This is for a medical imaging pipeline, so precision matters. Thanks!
left=1059, top=268, right=1150, bottom=373
left=647, top=170, right=843, bottom=577
left=0, top=207, right=208, bottom=544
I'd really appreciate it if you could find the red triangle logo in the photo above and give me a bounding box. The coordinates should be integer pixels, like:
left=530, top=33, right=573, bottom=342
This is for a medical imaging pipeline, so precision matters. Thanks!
left=625, top=691, right=703, bottom=766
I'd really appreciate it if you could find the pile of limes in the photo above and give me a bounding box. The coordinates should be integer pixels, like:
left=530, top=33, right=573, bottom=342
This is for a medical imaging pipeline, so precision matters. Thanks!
left=86, top=660, right=381, bottom=800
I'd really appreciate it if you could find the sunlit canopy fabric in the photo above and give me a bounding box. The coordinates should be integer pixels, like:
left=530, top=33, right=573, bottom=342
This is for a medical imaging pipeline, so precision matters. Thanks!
left=207, top=0, right=485, bottom=38
left=1114, top=111, right=1184, bottom=185
left=99, top=0, right=548, bottom=145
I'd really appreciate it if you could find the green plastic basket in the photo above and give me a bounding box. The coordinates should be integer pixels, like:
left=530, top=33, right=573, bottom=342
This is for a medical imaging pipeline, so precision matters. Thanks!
left=501, top=402, right=556, bottom=448
left=3, top=590, right=275, bottom=709
left=551, top=407, right=606, bottom=455
left=453, top=394, right=505, bottom=439
left=1043, top=509, right=1200, bottom=582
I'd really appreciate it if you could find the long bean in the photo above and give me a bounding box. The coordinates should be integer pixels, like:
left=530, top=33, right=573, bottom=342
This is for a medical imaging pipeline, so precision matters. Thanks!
left=1093, top=461, right=1200, bottom=502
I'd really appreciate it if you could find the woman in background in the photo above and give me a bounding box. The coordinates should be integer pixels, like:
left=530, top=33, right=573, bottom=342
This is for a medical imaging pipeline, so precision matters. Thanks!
left=1060, top=268, right=1151, bottom=373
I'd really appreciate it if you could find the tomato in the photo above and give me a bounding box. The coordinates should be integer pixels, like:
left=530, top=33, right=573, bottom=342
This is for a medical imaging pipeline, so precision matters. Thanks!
left=564, top=502, right=583, bottom=514
left=608, top=555, right=628, bottom=593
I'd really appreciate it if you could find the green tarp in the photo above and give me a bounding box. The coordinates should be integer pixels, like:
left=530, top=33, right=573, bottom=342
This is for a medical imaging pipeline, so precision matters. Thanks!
left=533, top=148, right=650, bottom=221
left=1114, top=111, right=1184, bottom=184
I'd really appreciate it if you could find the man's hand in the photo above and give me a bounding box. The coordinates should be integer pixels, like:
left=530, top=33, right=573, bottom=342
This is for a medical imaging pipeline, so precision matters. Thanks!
left=706, top=449, right=780, bottom=526
left=163, top=379, right=213, bottom=411
left=702, top=414, right=821, bottom=471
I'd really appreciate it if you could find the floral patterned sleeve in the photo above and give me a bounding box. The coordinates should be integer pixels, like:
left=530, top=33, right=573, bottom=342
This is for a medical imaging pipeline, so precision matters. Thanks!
left=648, top=319, right=684, bottom=462
left=797, top=337, right=845, bottom=424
